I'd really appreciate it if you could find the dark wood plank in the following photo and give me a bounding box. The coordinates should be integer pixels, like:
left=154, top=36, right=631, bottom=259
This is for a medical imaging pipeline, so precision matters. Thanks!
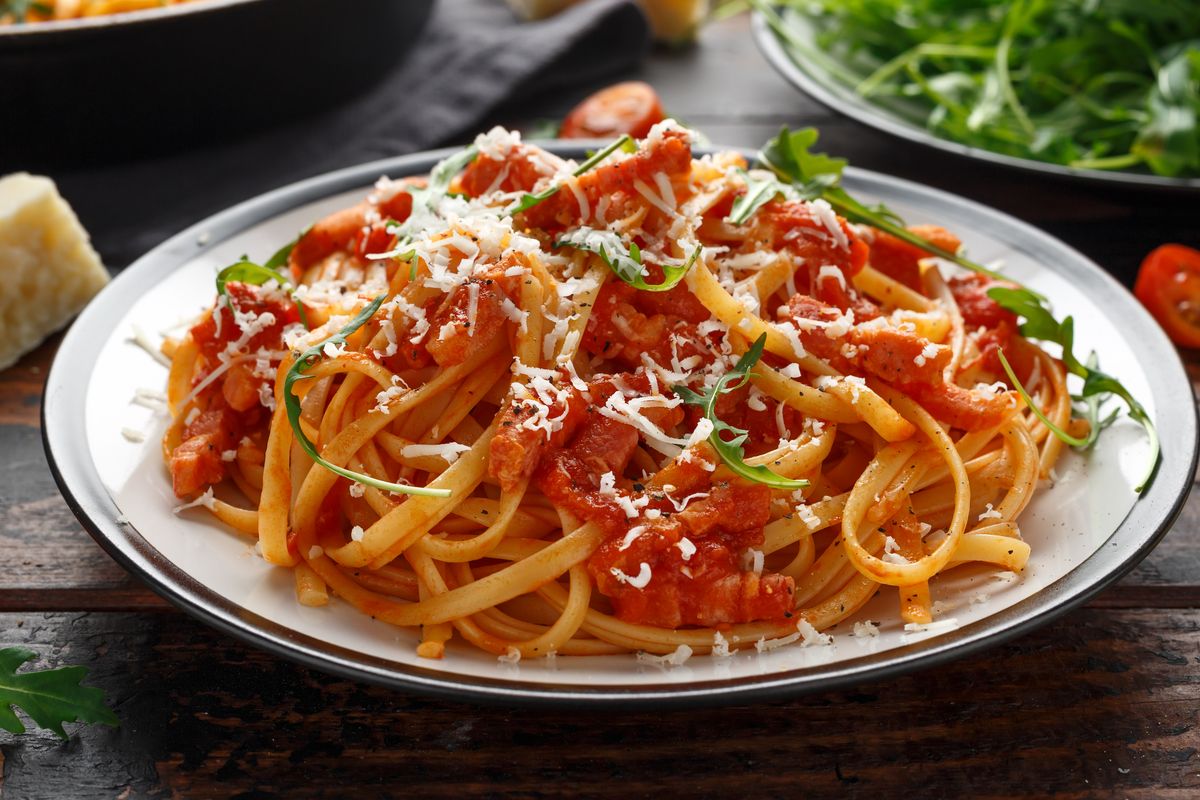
left=0, top=608, right=1195, bottom=799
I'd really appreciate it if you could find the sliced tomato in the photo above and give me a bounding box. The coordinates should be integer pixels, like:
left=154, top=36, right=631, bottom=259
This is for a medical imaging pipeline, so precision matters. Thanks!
left=1135, top=244, right=1200, bottom=348
left=560, top=81, right=665, bottom=140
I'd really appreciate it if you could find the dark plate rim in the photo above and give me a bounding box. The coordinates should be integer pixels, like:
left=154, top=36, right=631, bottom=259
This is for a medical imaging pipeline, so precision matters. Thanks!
left=42, top=141, right=1199, bottom=708
left=751, top=9, right=1200, bottom=193
left=0, top=0, right=259, bottom=37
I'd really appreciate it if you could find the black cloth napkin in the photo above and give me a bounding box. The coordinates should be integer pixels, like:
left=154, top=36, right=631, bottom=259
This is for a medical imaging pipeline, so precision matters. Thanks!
left=50, top=0, right=651, bottom=272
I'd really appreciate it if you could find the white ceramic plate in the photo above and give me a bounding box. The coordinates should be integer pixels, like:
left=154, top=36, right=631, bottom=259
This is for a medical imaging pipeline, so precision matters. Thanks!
left=44, top=144, right=1198, bottom=706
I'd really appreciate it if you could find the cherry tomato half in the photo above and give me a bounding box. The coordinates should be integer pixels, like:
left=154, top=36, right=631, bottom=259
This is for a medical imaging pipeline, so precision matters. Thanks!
left=560, top=81, right=666, bottom=140
left=1135, top=244, right=1200, bottom=348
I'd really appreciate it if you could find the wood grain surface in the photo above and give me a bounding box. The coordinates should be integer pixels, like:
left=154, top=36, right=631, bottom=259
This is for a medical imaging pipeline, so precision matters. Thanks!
left=1, top=11, right=1198, bottom=799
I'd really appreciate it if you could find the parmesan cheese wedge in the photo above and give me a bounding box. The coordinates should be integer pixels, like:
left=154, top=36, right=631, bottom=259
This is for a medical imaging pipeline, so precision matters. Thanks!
left=0, top=172, right=109, bottom=370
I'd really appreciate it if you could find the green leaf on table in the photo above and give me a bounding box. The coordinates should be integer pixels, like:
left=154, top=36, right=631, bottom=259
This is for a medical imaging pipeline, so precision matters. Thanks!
left=0, top=647, right=118, bottom=739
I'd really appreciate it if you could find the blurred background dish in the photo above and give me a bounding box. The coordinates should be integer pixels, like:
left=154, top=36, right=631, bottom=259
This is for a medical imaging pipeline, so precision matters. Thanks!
left=752, top=3, right=1200, bottom=192
left=2, top=0, right=202, bottom=24
left=0, top=0, right=435, bottom=168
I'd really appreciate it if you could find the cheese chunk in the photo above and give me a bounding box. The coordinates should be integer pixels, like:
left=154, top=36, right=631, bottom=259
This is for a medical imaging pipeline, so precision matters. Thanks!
left=0, top=173, right=109, bottom=370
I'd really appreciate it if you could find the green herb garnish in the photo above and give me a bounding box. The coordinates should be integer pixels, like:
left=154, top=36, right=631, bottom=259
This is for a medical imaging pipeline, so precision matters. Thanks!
left=409, top=144, right=479, bottom=209
left=674, top=334, right=809, bottom=490
left=383, top=145, right=478, bottom=281
left=556, top=230, right=702, bottom=292
left=757, top=0, right=1200, bottom=178
left=215, top=261, right=292, bottom=299
left=0, top=647, right=117, bottom=739
left=0, top=0, right=47, bottom=21
left=284, top=296, right=452, bottom=498
left=759, top=125, right=1008, bottom=281
left=724, top=168, right=794, bottom=225
left=215, top=232, right=309, bottom=328
left=988, top=286, right=1160, bottom=493
left=508, top=134, right=637, bottom=215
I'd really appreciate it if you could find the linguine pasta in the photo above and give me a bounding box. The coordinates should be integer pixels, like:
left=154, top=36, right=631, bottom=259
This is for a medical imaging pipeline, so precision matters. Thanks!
left=160, top=122, right=1086, bottom=660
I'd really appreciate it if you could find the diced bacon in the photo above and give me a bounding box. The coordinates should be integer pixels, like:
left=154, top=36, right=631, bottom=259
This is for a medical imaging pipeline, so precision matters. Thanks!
left=905, top=381, right=1012, bottom=431
left=169, top=405, right=242, bottom=497
left=588, top=479, right=791, bottom=628
left=531, top=371, right=684, bottom=533
left=810, top=262, right=881, bottom=319
left=489, top=381, right=588, bottom=492
left=866, top=225, right=961, bottom=292
left=189, top=282, right=298, bottom=366
left=949, top=272, right=1019, bottom=330
left=782, top=293, right=949, bottom=386
left=676, top=481, right=772, bottom=537
left=583, top=280, right=712, bottom=370
left=703, top=385, right=804, bottom=455
left=288, top=189, right=416, bottom=276
left=971, top=325, right=1040, bottom=388
left=221, top=360, right=263, bottom=412
left=630, top=264, right=711, bottom=323
left=534, top=413, right=646, bottom=536
left=852, top=325, right=951, bottom=385
left=460, top=144, right=561, bottom=197
left=520, top=129, right=693, bottom=230
left=425, top=276, right=517, bottom=367
left=756, top=199, right=870, bottom=279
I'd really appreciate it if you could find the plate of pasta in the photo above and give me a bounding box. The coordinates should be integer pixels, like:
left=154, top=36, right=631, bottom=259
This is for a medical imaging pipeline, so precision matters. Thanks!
left=44, top=121, right=1196, bottom=704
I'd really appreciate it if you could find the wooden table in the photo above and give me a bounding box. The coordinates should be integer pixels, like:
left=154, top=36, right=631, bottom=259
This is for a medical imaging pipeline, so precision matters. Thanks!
left=3, top=11, right=1200, bottom=798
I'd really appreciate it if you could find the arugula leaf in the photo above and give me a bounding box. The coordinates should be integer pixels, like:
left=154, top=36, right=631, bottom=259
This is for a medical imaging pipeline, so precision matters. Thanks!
left=375, top=145, right=478, bottom=282
left=0, top=647, right=117, bottom=739
left=555, top=229, right=702, bottom=292
left=758, top=126, right=1008, bottom=281
left=523, top=119, right=562, bottom=139
left=215, top=261, right=292, bottom=299
left=215, top=233, right=309, bottom=329
left=987, top=286, right=1160, bottom=493
left=724, top=169, right=794, bottom=225
left=508, top=134, right=637, bottom=216
left=996, top=349, right=1088, bottom=447
left=761, top=0, right=1200, bottom=178
left=284, top=296, right=452, bottom=498
left=673, top=334, right=809, bottom=490
left=0, top=0, right=40, bottom=21
left=1132, top=50, right=1200, bottom=177
left=1072, top=352, right=1120, bottom=450
left=427, top=144, right=480, bottom=197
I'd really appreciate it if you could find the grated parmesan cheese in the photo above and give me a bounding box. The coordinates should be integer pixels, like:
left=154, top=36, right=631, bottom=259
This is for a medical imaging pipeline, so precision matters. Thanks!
left=635, top=644, right=693, bottom=667
left=402, top=442, right=471, bottom=465
left=978, top=503, right=1003, bottom=521
left=797, top=617, right=833, bottom=647
left=610, top=562, right=653, bottom=589
left=173, top=487, right=215, bottom=514
left=852, top=620, right=879, bottom=639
